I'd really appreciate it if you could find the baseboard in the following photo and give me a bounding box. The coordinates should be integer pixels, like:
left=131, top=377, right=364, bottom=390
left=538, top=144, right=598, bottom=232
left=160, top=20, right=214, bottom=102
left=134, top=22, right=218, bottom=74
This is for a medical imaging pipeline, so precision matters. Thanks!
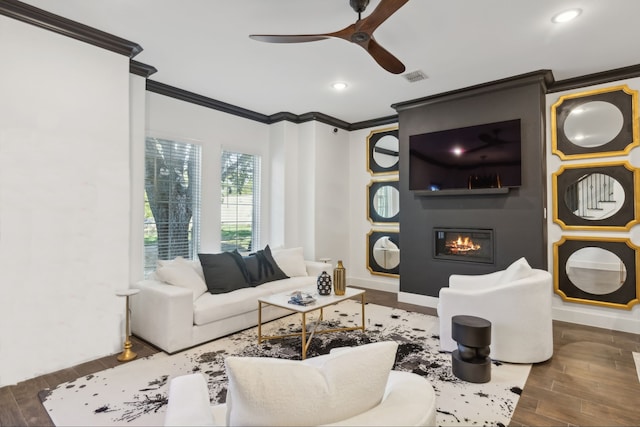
left=552, top=306, right=640, bottom=334
left=348, top=277, right=399, bottom=293
left=397, top=291, right=439, bottom=309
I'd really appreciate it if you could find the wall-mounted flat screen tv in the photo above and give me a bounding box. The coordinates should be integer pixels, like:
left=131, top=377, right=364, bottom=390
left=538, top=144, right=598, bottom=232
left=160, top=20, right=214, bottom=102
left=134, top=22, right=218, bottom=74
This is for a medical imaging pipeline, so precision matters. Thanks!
left=409, top=119, right=522, bottom=191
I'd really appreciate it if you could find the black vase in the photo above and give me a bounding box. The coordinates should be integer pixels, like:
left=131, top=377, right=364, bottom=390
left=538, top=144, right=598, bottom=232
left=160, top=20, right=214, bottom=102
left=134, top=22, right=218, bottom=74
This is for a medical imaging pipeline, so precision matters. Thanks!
left=317, top=271, right=332, bottom=295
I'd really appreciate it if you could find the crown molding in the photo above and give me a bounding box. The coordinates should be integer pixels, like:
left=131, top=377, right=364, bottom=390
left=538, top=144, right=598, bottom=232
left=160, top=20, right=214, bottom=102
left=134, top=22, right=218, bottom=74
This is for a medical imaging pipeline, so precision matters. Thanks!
left=147, top=79, right=397, bottom=130
left=130, top=61, right=157, bottom=78
left=146, top=80, right=271, bottom=123
left=0, top=0, right=142, bottom=58
left=350, top=115, right=399, bottom=131
left=392, top=70, right=555, bottom=112
left=547, top=64, right=640, bottom=93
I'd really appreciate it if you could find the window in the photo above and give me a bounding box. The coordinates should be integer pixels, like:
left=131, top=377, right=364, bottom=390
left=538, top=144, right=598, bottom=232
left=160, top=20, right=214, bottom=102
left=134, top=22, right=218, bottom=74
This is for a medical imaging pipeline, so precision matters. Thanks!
left=144, top=137, right=201, bottom=275
left=221, top=151, right=261, bottom=252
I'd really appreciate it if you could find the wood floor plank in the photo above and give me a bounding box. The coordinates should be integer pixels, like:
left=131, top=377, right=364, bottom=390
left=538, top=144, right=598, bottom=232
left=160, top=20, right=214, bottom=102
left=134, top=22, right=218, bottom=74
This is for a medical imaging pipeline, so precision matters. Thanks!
left=0, top=386, right=26, bottom=427
left=40, top=368, right=79, bottom=390
left=581, top=399, right=640, bottom=425
left=533, top=388, right=615, bottom=426
left=71, top=360, right=110, bottom=378
left=564, top=361, right=637, bottom=385
left=8, top=377, right=53, bottom=427
left=551, top=375, right=640, bottom=412
left=510, top=405, right=570, bottom=426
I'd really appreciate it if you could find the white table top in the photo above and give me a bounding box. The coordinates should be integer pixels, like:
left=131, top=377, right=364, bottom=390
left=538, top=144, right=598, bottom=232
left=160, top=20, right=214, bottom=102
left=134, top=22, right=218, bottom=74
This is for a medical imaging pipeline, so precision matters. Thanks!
left=258, top=286, right=365, bottom=313
left=115, top=288, right=140, bottom=297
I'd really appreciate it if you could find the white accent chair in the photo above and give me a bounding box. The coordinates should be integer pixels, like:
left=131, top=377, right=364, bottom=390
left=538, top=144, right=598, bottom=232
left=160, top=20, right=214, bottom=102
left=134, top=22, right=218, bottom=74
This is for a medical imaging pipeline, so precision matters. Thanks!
left=437, top=257, right=554, bottom=363
left=164, top=342, right=437, bottom=426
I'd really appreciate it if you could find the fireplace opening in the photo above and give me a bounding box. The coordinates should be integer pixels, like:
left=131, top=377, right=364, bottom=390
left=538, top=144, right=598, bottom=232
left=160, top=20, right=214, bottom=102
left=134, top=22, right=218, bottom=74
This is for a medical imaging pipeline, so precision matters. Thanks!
left=434, top=228, right=494, bottom=264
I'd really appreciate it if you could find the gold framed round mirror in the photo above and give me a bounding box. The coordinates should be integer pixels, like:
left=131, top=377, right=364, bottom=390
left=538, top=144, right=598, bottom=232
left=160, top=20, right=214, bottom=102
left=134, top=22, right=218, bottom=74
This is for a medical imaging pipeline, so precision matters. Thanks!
left=367, top=126, right=399, bottom=175
left=367, top=179, right=399, bottom=224
left=367, top=230, right=400, bottom=277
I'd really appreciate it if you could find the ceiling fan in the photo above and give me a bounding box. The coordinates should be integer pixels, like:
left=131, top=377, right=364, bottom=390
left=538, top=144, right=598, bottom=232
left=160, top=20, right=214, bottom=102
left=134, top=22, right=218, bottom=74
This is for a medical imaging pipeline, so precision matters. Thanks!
left=249, top=0, right=409, bottom=74
left=465, top=130, right=514, bottom=154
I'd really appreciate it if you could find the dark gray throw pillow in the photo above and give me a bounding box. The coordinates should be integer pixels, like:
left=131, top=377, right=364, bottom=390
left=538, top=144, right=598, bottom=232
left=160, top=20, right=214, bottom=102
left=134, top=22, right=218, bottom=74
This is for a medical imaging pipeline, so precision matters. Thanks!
left=198, top=251, right=251, bottom=294
left=243, top=245, right=288, bottom=285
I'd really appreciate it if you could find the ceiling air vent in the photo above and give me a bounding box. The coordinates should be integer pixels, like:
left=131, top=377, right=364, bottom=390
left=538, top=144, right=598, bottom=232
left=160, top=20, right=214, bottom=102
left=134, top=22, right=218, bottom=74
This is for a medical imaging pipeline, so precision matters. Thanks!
left=403, top=70, right=428, bottom=83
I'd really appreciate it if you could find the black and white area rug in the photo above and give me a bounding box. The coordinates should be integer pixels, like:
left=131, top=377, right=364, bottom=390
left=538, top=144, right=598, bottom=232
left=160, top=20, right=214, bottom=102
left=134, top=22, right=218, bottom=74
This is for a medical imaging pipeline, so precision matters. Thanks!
left=40, top=300, right=531, bottom=426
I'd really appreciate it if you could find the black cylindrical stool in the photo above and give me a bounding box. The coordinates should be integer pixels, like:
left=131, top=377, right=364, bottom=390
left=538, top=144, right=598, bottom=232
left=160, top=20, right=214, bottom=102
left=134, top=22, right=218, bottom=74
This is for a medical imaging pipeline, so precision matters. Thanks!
left=451, top=315, right=491, bottom=383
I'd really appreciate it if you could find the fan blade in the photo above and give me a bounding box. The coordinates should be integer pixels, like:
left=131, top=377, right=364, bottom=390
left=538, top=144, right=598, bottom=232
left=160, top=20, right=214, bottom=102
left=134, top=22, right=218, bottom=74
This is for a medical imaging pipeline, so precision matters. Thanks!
left=359, top=0, right=409, bottom=34
left=365, top=37, right=406, bottom=74
left=249, top=34, right=330, bottom=43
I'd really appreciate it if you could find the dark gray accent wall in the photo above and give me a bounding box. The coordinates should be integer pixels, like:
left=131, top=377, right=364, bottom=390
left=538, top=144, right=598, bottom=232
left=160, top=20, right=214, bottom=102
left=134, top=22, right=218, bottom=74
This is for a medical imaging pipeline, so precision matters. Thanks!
left=394, top=72, right=550, bottom=297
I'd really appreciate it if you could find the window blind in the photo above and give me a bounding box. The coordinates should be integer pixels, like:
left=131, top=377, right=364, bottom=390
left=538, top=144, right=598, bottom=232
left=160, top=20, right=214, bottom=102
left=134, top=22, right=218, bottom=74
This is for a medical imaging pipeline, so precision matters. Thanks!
left=221, top=150, right=261, bottom=253
left=144, top=137, right=201, bottom=275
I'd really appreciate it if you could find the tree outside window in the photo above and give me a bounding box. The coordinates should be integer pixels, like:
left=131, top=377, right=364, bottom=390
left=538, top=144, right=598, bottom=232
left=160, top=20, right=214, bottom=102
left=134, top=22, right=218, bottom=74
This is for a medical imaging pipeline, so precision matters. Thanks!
left=144, top=137, right=201, bottom=275
left=221, top=151, right=260, bottom=252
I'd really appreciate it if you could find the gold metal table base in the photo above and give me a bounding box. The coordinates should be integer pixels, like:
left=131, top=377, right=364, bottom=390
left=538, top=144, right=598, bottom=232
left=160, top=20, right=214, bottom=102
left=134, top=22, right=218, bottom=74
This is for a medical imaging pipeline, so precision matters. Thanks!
left=258, top=293, right=366, bottom=359
left=117, top=340, right=137, bottom=362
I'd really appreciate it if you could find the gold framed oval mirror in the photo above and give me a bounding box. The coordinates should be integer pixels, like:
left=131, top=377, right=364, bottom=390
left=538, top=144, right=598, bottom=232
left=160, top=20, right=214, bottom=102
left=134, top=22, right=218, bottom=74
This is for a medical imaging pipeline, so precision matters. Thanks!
left=566, top=247, right=626, bottom=295
left=552, top=161, right=639, bottom=231
left=551, top=85, right=639, bottom=160
left=553, top=236, right=639, bottom=309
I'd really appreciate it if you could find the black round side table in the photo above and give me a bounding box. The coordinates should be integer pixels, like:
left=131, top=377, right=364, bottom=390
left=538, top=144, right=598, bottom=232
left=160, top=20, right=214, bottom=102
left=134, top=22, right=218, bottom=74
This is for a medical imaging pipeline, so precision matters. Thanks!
left=451, top=315, right=491, bottom=383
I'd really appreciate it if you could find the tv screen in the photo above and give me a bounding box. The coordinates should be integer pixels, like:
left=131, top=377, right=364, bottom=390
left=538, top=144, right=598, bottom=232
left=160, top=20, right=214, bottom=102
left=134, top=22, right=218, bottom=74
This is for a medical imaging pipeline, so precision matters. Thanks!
left=409, top=119, right=522, bottom=191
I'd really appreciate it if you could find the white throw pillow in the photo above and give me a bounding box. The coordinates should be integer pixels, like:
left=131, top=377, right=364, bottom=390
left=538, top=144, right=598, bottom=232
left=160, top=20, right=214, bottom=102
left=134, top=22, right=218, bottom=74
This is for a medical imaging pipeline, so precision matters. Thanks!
left=225, top=341, right=398, bottom=426
left=271, top=247, right=308, bottom=277
left=156, top=263, right=208, bottom=301
left=497, top=257, right=533, bottom=285
left=157, top=256, right=185, bottom=269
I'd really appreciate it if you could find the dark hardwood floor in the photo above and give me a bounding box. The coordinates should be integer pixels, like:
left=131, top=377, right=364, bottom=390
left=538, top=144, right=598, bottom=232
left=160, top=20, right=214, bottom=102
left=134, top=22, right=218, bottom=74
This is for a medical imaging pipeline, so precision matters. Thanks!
left=1, top=288, right=639, bottom=426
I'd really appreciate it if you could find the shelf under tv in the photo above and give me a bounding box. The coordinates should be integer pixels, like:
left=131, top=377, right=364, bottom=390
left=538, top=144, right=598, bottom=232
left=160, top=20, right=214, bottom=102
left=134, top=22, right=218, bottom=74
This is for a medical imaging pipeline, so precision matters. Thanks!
left=413, top=187, right=511, bottom=197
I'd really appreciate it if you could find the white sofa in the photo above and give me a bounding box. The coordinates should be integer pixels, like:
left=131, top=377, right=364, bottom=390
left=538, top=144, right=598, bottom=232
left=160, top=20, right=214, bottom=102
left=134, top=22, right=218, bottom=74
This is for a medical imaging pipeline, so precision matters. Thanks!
left=164, top=342, right=437, bottom=426
left=437, top=257, right=554, bottom=363
left=131, top=248, right=328, bottom=353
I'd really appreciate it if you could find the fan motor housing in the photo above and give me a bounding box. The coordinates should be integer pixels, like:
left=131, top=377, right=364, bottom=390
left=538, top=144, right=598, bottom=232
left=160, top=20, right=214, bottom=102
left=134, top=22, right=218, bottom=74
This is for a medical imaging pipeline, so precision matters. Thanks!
left=350, top=0, right=370, bottom=13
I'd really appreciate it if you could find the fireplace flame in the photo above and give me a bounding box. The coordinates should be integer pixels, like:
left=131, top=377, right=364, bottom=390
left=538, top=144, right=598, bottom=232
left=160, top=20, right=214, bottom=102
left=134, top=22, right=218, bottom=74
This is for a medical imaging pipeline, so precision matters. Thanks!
left=446, top=235, right=481, bottom=254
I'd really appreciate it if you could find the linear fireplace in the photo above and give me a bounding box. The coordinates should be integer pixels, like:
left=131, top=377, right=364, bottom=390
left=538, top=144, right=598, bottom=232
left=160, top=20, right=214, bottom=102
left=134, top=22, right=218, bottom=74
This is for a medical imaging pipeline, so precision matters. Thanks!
left=434, top=228, right=494, bottom=264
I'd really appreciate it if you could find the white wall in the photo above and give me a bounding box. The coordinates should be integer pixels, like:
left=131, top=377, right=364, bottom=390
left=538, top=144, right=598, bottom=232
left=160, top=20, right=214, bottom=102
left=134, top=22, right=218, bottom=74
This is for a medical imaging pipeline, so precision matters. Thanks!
left=129, top=74, right=147, bottom=285
left=0, top=16, right=132, bottom=386
left=313, top=123, right=350, bottom=266
left=348, top=125, right=400, bottom=293
left=546, top=77, right=640, bottom=333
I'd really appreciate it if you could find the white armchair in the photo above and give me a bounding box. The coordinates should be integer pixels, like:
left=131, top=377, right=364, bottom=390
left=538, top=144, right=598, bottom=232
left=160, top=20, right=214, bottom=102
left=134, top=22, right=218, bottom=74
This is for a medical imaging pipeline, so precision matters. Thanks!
left=165, top=342, right=437, bottom=426
left=437, top=258, right=553, bottom=363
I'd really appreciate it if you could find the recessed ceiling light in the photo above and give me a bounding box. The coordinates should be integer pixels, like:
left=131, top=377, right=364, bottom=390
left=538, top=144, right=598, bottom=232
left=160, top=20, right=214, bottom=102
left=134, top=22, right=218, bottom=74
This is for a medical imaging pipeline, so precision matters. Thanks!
left=332, top=82, right=348, bottom=91
left=551, top=8, right=582, bottom=23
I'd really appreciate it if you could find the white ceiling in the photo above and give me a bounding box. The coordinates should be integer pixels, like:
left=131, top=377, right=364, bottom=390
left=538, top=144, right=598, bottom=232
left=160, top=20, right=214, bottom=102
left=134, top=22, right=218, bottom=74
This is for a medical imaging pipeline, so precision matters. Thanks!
left=18, top=0, right=640, bottom=124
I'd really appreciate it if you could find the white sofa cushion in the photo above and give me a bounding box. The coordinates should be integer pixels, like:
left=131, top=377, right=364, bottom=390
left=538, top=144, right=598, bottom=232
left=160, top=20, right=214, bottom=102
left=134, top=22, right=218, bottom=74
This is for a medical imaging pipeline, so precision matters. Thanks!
left=193, top=287, right=263, bottom=326
left=192, top=276, right=315, bottom=325
left=156, top=260, right=208, bottom=301
left=224, top=341, right=398, bottom=426
left=271, top=247, right=308, bottom=277
left=496, top=256, right=533, bottom=285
